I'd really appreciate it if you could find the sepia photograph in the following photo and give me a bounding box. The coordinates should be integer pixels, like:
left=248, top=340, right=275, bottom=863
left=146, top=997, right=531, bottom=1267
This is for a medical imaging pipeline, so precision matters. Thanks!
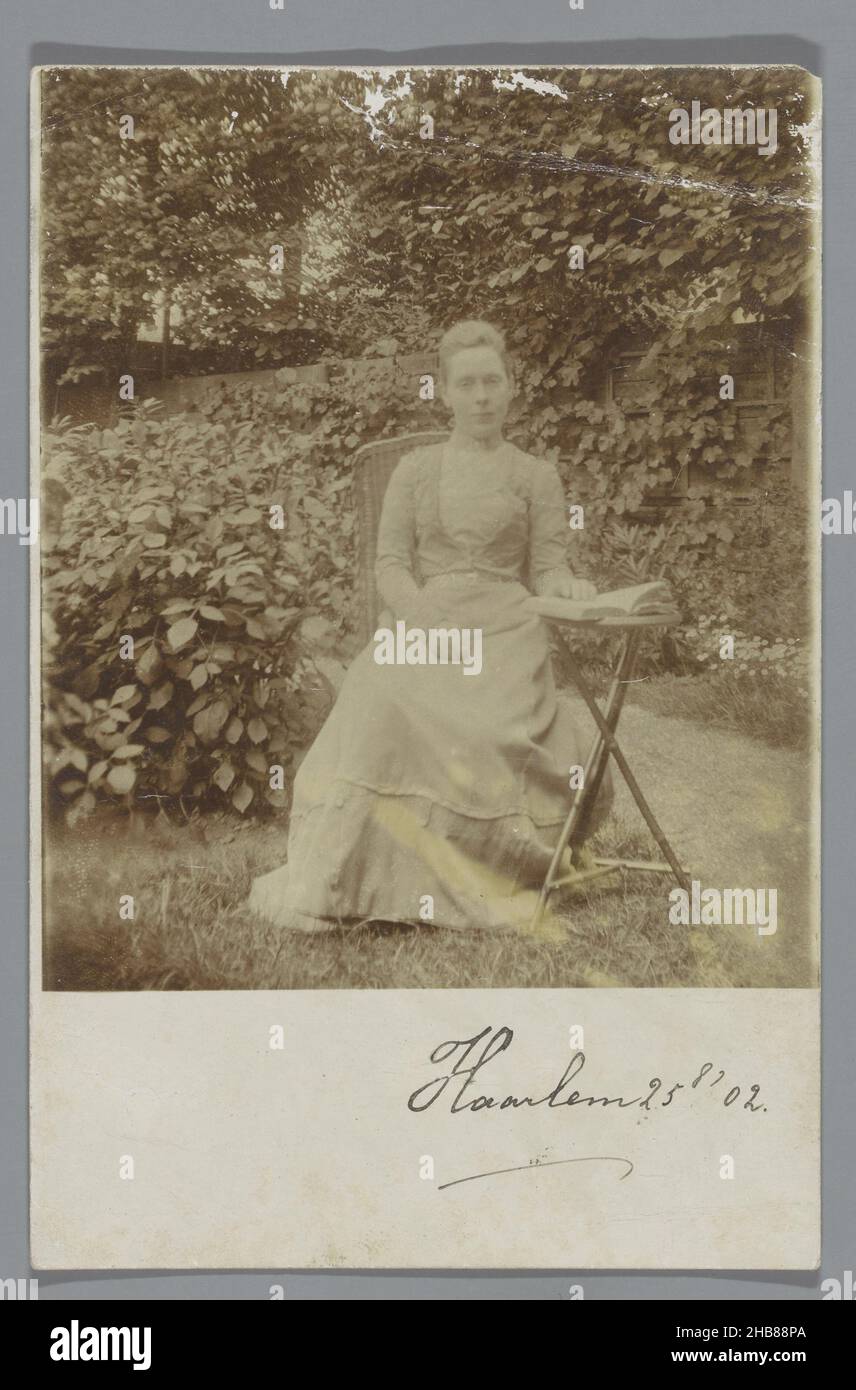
left=36, top=63, right=820, bottom=993
left=27, top=56, right=825, bottom=1277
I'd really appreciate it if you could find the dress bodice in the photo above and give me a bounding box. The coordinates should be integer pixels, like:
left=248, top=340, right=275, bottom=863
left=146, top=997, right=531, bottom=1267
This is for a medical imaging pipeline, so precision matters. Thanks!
left=423, top=441, right=530, bottom=576
left=374, top=436, right=573, bottom=616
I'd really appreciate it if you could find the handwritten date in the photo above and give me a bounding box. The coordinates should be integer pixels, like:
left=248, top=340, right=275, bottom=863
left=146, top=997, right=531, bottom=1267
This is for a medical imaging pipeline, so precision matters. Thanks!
left=407, top=1026, right=767, bottom=1116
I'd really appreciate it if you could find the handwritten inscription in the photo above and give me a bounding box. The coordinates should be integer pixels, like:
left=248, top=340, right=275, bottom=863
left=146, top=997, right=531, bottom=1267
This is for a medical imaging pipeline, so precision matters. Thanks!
left=407, top=1026, right=767, bottom=1115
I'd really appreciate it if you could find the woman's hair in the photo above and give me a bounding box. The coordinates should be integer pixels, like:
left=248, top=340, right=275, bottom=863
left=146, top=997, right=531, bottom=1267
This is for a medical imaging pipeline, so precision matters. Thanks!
left=437, top=319, right=511, bottom=385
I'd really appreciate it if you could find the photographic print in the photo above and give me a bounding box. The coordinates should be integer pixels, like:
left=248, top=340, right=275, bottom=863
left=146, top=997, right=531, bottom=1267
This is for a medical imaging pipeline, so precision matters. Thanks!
left=30, top=63, right=821, bottom=1269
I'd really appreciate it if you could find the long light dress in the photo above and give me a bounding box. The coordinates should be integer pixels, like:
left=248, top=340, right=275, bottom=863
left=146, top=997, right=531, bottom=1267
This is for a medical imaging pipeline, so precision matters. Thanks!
left=248, top=431, right=613, bottom=934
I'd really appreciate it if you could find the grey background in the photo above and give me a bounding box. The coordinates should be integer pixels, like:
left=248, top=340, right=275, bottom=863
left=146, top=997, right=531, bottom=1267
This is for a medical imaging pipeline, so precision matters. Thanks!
left=3, top=0, right=851, bottom=1301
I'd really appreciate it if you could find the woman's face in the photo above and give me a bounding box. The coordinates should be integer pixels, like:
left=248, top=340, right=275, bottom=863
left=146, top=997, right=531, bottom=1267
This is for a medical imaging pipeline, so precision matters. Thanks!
left=442, top=345, right=512, bottom=441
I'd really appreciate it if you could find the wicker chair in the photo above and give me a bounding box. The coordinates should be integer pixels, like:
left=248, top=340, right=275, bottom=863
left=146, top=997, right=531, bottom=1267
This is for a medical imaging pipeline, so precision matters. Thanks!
left=353, top=429, right=449, bottom=645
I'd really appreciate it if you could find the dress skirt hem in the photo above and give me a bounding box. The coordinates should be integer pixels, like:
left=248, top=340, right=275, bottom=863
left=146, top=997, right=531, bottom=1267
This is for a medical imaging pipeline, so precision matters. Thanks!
left=248, top=780, right=610, bottom=937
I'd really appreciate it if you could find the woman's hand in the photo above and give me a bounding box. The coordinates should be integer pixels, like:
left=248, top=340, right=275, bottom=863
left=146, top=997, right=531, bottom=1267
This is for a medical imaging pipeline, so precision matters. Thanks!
left=544, top=573, right=598, bottom=601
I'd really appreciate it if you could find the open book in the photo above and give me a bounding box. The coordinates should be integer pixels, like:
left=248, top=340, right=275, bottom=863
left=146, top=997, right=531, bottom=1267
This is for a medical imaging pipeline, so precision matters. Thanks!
left=524, top=580, right=680, bottom=623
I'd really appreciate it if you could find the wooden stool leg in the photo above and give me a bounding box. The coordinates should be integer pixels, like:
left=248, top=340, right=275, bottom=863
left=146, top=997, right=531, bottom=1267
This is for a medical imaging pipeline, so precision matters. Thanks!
left=530, top=709, right=611, bottom=931
left=530, top=631, right=690, bottom=933
left=569, top=631, right=639, bottom=847
left=530, top=633, right=638, bottom=932
left=567, top=660, right=691, bottom=894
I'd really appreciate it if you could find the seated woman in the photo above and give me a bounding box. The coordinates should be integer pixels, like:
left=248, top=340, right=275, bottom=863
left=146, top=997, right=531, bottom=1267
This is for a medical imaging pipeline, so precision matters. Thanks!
left=249, top=319, right=613, bottom=938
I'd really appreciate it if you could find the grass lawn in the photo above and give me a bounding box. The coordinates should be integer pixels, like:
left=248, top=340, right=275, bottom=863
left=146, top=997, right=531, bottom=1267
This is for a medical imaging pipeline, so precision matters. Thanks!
left=42, top=810, right=736, bottom=992
left=626, top=666, right=812, bottom=750
left=42, top=667, right=814, bottom=993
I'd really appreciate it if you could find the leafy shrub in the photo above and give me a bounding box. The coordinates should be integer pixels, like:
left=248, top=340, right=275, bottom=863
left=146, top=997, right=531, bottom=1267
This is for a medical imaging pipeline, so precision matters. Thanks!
left=42, top=362, right=448, bottom=824
left=43, top=400, right=327, bottom=823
